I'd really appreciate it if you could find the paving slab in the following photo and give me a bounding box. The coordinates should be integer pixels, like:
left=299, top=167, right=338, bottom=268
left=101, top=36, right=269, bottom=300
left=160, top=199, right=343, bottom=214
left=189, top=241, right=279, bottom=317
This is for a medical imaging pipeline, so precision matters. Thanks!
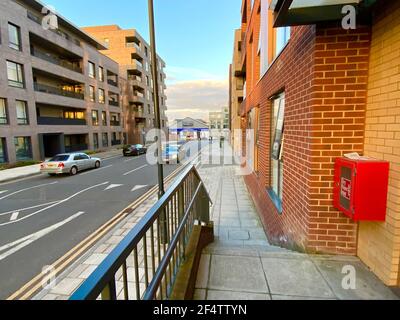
left=208, top=255, right=269, bottom=294
left=207, top=290, right=271, bottom=300
left=261, top=257, right=335, bottom=298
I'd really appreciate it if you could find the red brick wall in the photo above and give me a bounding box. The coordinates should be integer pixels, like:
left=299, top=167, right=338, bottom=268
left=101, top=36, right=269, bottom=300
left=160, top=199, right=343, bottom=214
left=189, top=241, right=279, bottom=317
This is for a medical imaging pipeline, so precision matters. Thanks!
left=241, top=16, right=372, bottom=254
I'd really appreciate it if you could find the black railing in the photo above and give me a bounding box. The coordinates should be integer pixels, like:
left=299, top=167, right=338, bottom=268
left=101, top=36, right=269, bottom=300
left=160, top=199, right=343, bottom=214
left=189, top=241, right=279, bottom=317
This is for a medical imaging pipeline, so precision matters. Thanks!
left=110, top=121, right=120, bottom=127
left=109, top=100, right=119, bottom=107
left=31, top=48, right=83, bottom=73
left=37, top=117, right=86, bottom=126
left=65, top=144, right=88, bottom=153
left=108, top=79, right=118, bottom=87
left=111, top=140, right=121, bottom=146
left=70, top=165, right=211, bottom=300
left=34, top=83, right=84, bottom=100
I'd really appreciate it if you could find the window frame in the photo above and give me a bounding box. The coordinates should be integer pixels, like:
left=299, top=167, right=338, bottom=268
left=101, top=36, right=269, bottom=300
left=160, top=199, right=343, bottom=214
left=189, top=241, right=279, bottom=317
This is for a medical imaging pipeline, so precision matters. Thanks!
left=0, top=98, right=9, bottom=125
left=8, top=22, right=21, bottom=51
left=99, top=66, right=104, bottom=82
left=0, top=138, right=8, bottom=164
left=7, top=60, right=25, bottom=88
left=14, top=136, right=32, bottom=161
left=88, top=61, right=96, bottom=79
left=98, top=88, right=105, bottom=104
left=89, top=85, right=95, bottom=102
left=16, top=100, right=29, bottom=125
left=92, top=110, right=99, bottom=126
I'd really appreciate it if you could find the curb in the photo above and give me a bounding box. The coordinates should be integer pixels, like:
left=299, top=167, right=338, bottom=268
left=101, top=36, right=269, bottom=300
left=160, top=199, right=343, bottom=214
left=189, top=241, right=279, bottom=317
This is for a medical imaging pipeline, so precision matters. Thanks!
left=0, top=153, right=121, bottom=184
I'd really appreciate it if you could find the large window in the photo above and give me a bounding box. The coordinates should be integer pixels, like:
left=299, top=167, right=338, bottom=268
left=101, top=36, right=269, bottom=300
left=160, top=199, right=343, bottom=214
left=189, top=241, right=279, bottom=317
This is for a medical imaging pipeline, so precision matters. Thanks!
left=270, top=93, right=285, bottom=210
left=14, top=137, right=32, bottom=161
left=16, top=100, right=29, bottom=125
left=0, top=138, right=7, bottom=163
left=89, top=86, right=95, bottom=102
left=102, top=111, right=107, bottom=126
left=99, top=66, right=104, bottom=82
left=92, top=110, right=99, bottom=126
left=7, top=61, right=24, bottom=88
left=275, top=27, right=291, bottom=58
left=93, top=133, right=99, bottom=149
left=102, top=133, right=108, bottom=147
left=8, top=23, right=21, bottom=51
left=88, top=61, right=96, bottom=79
left=98, top=89, right=105, bottom=104
left=0, top=99, right=8, bottom=125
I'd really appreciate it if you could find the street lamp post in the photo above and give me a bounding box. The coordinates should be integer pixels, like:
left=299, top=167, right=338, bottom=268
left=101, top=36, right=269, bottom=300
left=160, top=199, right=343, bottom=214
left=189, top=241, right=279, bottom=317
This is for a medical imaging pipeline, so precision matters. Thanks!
left=148, top=0, right=165, bottom=198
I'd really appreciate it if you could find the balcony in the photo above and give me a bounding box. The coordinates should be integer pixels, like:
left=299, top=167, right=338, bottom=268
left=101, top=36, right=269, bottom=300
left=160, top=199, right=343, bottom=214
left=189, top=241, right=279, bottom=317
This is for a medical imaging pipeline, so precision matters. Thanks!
left=34, top=83, right=84, bottom=100
left=110, top=121, right=121, bottom=127
left=37, top=117, right=86, bottom=126
left=109, top=100, right=120, bottom=107
left=107, top=79, right=118, bottom=87
left=31, top=47, right=82, bottom=74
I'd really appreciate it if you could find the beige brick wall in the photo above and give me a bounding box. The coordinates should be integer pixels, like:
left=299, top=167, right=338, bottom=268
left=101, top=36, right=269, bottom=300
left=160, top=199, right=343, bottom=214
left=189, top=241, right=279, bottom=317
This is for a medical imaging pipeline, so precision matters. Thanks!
left=358, top=1, right=400, bottom=286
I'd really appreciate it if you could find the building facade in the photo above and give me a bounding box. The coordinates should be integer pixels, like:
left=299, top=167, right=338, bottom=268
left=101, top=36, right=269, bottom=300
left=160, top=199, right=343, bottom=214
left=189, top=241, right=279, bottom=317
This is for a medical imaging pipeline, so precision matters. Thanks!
left=0, top=0, right=125, bottom=164
left=169, top=117, right=209, bottom=141
left=229, top=29, right=245, bottom=156
left=234, top=0, right=400, bottom=286
left=82, top=25, right=168, bottom=145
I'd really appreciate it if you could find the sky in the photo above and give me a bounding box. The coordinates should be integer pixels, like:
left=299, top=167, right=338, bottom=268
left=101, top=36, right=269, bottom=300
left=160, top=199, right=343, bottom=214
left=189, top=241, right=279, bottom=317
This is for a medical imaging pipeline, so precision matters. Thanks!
left=45, top=0, right=243, bottom=122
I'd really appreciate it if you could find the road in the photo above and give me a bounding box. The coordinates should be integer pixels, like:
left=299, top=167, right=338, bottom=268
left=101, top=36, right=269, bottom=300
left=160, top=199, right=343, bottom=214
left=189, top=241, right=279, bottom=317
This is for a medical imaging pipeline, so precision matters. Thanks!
left=0, top=141, right=205, bottom=299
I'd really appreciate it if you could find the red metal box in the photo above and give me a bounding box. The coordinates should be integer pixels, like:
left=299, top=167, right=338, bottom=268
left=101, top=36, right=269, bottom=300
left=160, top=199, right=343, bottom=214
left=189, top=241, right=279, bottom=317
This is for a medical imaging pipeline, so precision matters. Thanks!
left=333, top=157, right=390, bottom=222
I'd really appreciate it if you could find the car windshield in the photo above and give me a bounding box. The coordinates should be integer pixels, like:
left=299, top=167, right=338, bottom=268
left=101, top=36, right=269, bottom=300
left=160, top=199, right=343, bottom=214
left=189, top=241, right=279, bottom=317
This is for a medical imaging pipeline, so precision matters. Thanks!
left=49, top=155, right=70, bottom=162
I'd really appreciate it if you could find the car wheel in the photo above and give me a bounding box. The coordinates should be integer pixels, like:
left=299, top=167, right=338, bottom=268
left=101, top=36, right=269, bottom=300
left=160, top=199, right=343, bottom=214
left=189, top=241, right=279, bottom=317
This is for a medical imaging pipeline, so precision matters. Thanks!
left=95, top=161, right=101, bottom=169
left=70, top=166, right=78, bottom=176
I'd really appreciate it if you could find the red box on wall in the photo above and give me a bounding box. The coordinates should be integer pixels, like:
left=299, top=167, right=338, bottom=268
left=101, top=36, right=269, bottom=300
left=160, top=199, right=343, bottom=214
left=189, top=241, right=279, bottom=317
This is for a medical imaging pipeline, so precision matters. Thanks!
left=333, top=158, right=390, bottom=222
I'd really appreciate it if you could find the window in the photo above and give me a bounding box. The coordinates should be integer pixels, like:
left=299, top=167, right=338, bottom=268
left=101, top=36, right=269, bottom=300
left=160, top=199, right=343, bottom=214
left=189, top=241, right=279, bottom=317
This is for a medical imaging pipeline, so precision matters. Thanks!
left=16, top=101, right=28, bottom=125
left=102, top=111, right=107, bottom=126
left=275, top=27, right=291, bottom=58
left=99, top=67, right=104, bottom=82
left=93, top=133, right=99, bottom=149
left=98, top=89, right=105, bottom=104
left=0, top=99, right=8, bottom=124
left=88, top=61, right=96, bottom=78
left=269, top=93, right=285, bottom=210
left=89, top=86, right=95, bottom=102
left=7, top=61, right=24, bottom=88
left=14, top=137, right=32, bottom=161
left=147, top=104, right=151, bottom=114
left=92, top=110, right=99, bottom=126
left=0, top=138, right=7, bottom=163
left=64, top=110, right=85, bottom=119
left=8, top=23, right=21, bottom=51
left=102, top=133, right=108, bottom=147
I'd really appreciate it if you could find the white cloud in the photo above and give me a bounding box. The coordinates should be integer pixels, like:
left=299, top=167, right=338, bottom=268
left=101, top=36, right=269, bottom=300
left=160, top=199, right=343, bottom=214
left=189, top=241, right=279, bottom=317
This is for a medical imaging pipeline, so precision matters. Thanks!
left=165, top=79, right=229, bottom=122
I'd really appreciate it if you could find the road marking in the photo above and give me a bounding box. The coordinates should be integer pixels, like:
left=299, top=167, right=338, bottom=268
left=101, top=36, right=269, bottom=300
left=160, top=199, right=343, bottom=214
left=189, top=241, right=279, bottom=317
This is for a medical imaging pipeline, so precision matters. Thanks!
left=104, top=184, right=124, bottom=191
left=9, top=212, right=19, bottom=221
left=0, top=201, right=60, bottom=217
left=131, top=185, right=148, bottom=192
left=0, top=190, right=8, bottom=195
left=123, top=164, right=148, bottom=176
left=0, top=182, right=58, bottom=201
left=0, top=182, right=108, bottom=227
left=0, top=212, right=85, bottom=262
left=80, top=165, right=113, bottom=176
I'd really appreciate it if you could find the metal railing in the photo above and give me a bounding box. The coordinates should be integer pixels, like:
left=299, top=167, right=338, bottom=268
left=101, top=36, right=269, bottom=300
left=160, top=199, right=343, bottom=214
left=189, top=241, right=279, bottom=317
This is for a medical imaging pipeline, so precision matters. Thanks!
left=31, top=47, right=82, bottom=73
left=34, top=83, right=84, bottom=100
left=70, top=165, right=211, bottom=300
left=109, top=100, right=120, bottom=107
left=107, top=79, right=118, bottom=87
left=37, top=117, right=86, bottom=126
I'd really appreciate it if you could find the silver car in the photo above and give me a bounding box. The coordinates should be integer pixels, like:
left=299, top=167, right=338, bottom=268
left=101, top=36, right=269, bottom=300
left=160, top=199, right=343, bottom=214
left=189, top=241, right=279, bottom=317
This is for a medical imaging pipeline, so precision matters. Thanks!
left=40, top=153, right=102, bottom=176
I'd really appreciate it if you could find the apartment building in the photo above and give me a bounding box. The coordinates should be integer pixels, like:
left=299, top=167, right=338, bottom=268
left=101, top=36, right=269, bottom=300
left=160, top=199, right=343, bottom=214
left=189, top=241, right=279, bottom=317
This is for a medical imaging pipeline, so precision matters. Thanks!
left=234, top=0, right=400, bottom=287
left=229, top=29, right=245, bottom=155
left=82, top=25, right=168, bottom=145
left=0, top=0, right=125, bottom=164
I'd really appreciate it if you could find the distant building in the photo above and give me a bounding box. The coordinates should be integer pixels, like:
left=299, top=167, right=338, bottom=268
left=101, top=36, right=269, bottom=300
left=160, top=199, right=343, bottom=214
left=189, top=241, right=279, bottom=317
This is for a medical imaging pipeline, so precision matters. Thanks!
left=169, top=117, right=209, bottom=141
left=82, top=25, right=168, bottom=145
left=209, top=107, right=229, bottom=139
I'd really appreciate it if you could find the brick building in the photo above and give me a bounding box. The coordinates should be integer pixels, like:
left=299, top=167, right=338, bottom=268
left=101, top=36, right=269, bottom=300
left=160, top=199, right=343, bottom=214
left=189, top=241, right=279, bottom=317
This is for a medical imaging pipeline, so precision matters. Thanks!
left=234, top=0, right=400, bottom=286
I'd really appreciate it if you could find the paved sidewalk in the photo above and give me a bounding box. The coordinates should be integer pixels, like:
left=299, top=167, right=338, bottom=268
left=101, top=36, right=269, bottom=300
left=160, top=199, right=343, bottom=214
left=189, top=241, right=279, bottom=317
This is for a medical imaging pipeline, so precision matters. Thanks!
left=193, top=143, right=398, bottom=300
left=0, top=149, right=122, bottom=183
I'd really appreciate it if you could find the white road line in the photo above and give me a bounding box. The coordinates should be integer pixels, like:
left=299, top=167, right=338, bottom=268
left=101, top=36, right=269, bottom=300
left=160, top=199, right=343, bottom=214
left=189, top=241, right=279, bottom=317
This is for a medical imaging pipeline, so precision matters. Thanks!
left=10, top=212, right=19, bottom=221
left=0, top=182, right=108, bottom=227
left=80, top=165, right=113, bottom=176
left=0, top=182, right=58, bottom=201
left=123, top=164, right=148, bottom=176
left=104, top=184, right=123, bottom=191
left=131, top=185, right=148, bottom=192
left=0, top=212, right=85, bottom=262
left=0, top=201, right=60, bottom=217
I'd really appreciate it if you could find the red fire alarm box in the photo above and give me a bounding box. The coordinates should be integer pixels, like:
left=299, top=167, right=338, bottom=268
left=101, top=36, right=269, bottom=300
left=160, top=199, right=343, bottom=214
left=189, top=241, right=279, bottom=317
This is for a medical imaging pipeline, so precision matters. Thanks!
left=334, top=157, right=390, bottom=222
